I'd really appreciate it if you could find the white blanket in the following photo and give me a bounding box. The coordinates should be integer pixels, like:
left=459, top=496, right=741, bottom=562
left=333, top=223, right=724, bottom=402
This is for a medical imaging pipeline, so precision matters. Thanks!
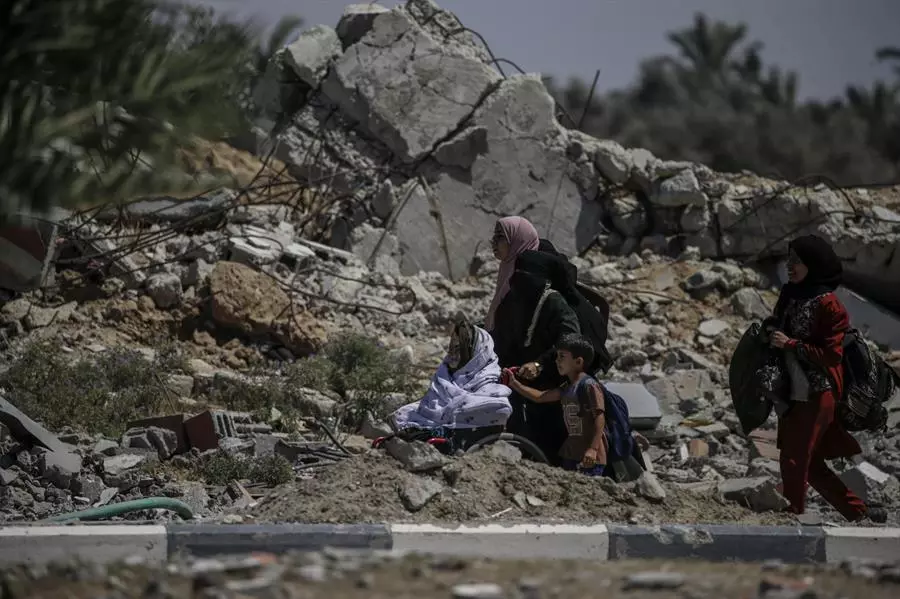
left=392, top=327, right=512, bottom=430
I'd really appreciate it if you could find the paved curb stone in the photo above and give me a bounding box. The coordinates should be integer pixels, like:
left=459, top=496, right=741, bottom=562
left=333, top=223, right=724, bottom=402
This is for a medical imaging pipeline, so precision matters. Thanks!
left=1, top=523, right=899, bottom=566
left=166, top=523, right=392, bottom=558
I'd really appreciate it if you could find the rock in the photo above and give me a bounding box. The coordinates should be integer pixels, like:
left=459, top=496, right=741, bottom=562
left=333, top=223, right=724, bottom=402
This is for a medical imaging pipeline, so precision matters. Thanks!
left=625, top=571, right=686, bottom=590
left=719, top=477, right=789, bottom=513
left=360, top=415, right=393, bottom=440
left=731, top=288, right=770, bottom=319
left=385, top=438, right=446, bottom=472
left=166, top=374, right=195, bottom=397
left=586, top=263, right=624, bottom=285
left=635, top=471, right=667, bottom=503
left=839, top=461, right=900, bottom=505
left=684, top=270, right=720, bottom=297
left=653, top=170, right=707, bottom=208
left=71, top=474, right=105, bottom=502
left=208, top=261, right=290, bottom=334
left=399, top=475, right=443, bottom=512
left=38, top=451, right=83, bottom=490
left=697, top=319, right=730, bottom=338
left=145, top=273, right=183, bottom=309
left=452, top=582, right=504, bottom=599
left=22, top=302, right=77, bottom=330
left=92, top=439, right=120, bottom=456
left=208, top=261, right=328, bottom=355
left=183, top=259, right=214, bottom=288
left=594, top=140, right=632, bottom=184
left=696, top=422, right=731, bottom=440
left=292, top=388, right=339, bottom=418
left=645, top=370, right=716, bottom=415
left=283, top=25, right=342, bottom=87
left=0, top=467, right=19, bottom=486
left=336, top=4, right=390, bottom=48
left=605, top=382, right=663, bottom=431
left=483, top=440, right=521, bottom=463
left=103, top=453, right=150, bottom=476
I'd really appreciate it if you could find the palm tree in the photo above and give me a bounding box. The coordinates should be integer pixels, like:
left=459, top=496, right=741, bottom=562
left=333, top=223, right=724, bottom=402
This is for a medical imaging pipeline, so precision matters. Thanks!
left=0, top=0, right=258, bottom=217
left=667, top=14, right=750, bottom=84
left=877, top=47, right=900, bottom=79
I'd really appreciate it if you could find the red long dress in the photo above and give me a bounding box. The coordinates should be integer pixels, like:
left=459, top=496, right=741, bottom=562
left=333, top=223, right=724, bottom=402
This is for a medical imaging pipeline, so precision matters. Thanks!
left=776, top=291, right=868, bottom=521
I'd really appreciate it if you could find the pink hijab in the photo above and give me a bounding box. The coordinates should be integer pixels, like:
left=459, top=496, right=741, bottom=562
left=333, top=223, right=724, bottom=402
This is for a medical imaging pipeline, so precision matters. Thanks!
left=485, top=216, right=540, bottom=331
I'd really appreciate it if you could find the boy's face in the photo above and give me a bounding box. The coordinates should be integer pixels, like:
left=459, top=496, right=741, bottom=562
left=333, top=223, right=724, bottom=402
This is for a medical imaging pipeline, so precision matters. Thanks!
left=556, top=349, right=582, bottom=377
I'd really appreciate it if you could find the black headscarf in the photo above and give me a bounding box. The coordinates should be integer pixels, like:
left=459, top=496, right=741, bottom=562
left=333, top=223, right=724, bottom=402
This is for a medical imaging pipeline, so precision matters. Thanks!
left=774, top=234, right=843, bottom=320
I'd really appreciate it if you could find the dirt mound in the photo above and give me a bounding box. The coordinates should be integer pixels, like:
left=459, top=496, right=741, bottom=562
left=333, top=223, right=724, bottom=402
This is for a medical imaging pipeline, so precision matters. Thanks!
left=248, top=446, right=793, bottom=525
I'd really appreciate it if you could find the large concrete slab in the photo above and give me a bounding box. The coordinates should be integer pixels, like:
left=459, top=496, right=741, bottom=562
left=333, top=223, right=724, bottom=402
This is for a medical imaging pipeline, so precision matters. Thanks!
left=605, top=382, right=663, bottom=430
left=606, top=524, right=826, bottom=564
left=0, top=395, right=71, bottom=453
left=166, top=524, right=392, bottom=557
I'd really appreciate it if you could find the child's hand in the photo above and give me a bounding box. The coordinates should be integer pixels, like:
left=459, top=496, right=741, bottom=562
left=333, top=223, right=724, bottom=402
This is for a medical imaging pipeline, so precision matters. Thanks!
left=581, top=448, right=599, bottom=468
left=501, top=368, right=520, bottom=388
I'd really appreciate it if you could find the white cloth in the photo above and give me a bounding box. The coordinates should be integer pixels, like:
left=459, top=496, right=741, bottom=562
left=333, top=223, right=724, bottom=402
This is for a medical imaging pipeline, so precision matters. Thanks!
left=392, top=327, right=512, bottom=430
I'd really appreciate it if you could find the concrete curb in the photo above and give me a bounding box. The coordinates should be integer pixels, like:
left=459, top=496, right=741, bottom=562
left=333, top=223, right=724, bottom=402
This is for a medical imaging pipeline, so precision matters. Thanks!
left=1, top=523, right=899, bottom=566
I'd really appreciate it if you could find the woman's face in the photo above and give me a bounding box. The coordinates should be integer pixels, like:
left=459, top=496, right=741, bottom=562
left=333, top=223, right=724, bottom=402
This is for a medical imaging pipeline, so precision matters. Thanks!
left=446, top=328, right=462, bottom=369
left=787, top=250, right=809, bottom=283
left=491, top=224, right=509, bottom=261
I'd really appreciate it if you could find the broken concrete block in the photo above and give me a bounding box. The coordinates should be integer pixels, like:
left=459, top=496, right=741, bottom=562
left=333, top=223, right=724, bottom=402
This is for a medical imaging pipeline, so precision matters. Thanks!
left=0, top=398, right=73, bottom=454
left=38, top=451, right=83, bottom=490
left=697, top=319, right=730, bottom=338
left=71, top=474, right=106, bottom=503
left=719, top=477, right=789, bottom=513
left=696, top=422, right=731, bottom=440
left=635, top=471, right=667, bottom=503
left=336, top=3, right=390, bottom=48
left=284, top=25, right=343, bottom=87
left=840, top=461, right=900, bottom=505
left=0, top=467, right=19, bottom=486
left=144, top=273, right=183, bottom=309
left=731, top=288, right=770, bottom=320
left=166, top=374, right=195, bottom=398
left=322, top=8, right=501, bottom=163
left=127, top=415, right=188, bottom=455
left=22, top=302, right=76, bottom=330
left=644, top=370, right=716, bottom=416
left=483, top=440, right=521, bottom=463
left=103, top=453, right=150, bottom=476
left=385, top=438, right=446, bottom=472
left=399, top=474, right=443, bottom=512
left=652, top=169, right=708, bottom=208
left=688, top=439, right=710, bottom=458
left=605, top=382, right=663, bottom=430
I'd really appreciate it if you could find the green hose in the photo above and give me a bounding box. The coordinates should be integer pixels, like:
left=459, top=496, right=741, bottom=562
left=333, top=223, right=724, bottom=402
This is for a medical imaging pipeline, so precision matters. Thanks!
left=46, top=497, right=194, bottom=523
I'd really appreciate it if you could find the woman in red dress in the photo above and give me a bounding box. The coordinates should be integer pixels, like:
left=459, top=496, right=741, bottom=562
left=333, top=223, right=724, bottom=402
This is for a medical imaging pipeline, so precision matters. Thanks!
left=768, top=234, right=886, bottom=523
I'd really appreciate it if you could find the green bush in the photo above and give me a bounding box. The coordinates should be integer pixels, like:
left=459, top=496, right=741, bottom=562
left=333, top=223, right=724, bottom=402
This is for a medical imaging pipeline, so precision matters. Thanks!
left=197, top=452, right=293, bottom=486
left=0, top=342, right=169, bottom=436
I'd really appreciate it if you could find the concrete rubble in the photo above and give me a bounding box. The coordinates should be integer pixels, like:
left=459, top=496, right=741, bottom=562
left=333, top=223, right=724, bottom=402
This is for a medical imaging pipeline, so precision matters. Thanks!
left=0, top=0, right=899, bottom=527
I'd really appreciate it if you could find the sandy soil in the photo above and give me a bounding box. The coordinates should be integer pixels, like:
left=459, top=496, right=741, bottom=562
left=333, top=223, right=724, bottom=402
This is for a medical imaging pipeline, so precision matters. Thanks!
left=8, top=554, right=900, bottom=599
left=247, top=447, right=794, bottom=526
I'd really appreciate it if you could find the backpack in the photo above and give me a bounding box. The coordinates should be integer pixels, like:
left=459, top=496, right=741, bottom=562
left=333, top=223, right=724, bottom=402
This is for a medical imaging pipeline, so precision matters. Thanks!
left=521, top=243, right=614, bottom=374
left=836, top=328, right=898, bottom=433
left=573, top=282, right=614, bottom=374
left=575, top=377, right=634, bottom=462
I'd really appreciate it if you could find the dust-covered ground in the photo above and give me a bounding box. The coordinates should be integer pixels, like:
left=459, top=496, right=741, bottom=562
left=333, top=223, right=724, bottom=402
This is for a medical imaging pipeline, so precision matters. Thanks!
left=5, top=552, right=899, bottom=599
left=247, top=446, right=794, bottom=526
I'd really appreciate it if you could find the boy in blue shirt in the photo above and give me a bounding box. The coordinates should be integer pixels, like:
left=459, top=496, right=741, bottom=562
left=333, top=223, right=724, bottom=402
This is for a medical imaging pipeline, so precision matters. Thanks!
left=505, top=333, right=617, bottom=476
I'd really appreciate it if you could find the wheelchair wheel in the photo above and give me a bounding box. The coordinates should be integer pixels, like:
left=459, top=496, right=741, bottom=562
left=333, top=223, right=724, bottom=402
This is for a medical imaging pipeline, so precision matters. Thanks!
left=464, top=432, right=549, bottom=464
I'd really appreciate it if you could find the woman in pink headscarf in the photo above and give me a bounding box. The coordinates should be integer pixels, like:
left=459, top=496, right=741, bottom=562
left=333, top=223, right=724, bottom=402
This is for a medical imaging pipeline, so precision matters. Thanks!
left=484, top=216, right=540, bottom=331
left=485, top=217, right=581, bottom=465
